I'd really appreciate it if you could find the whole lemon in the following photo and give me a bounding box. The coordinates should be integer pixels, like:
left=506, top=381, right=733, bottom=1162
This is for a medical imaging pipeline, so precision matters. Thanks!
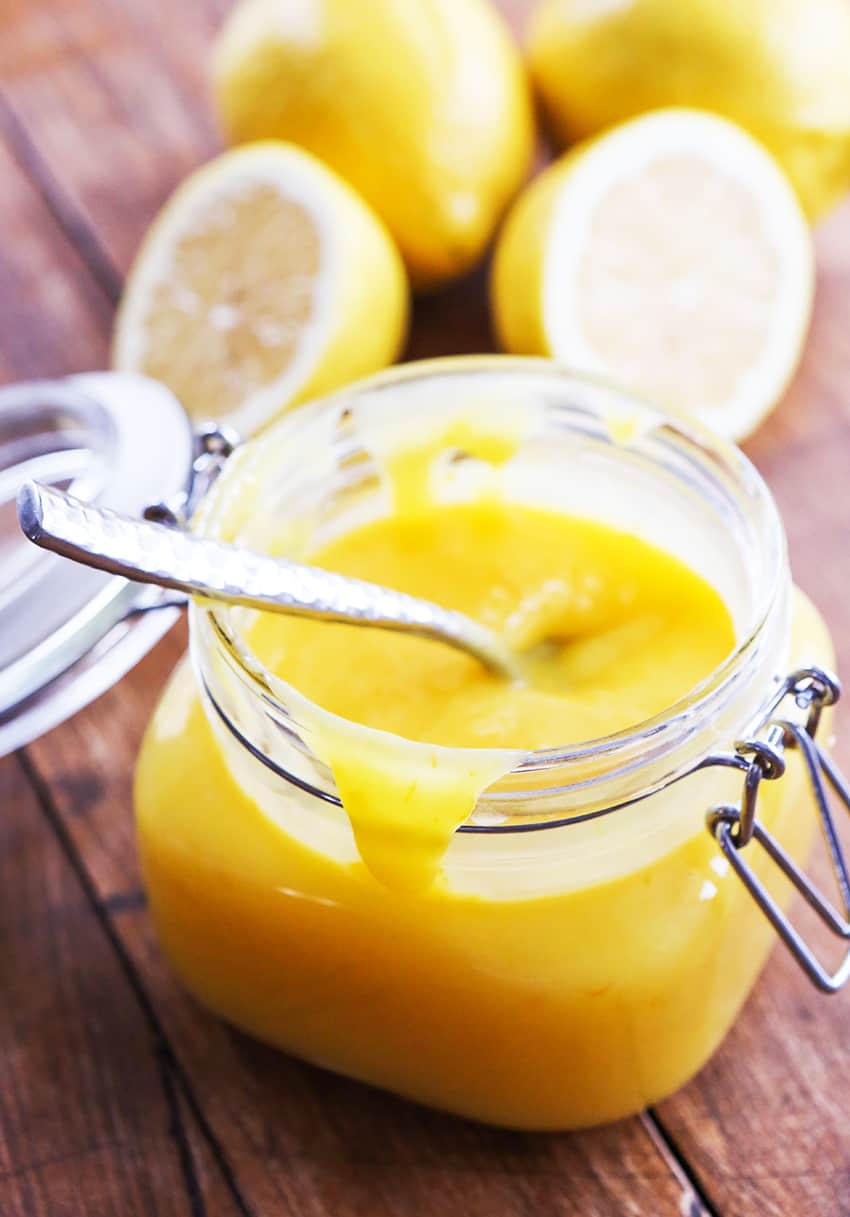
left=527, top=0, right=850, bottom=219
left=212, top=0, right=535, bottom=289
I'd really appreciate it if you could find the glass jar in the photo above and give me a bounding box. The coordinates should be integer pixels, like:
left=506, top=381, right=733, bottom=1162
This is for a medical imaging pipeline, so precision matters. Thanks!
left=134, top=358, right=849, bottom=1130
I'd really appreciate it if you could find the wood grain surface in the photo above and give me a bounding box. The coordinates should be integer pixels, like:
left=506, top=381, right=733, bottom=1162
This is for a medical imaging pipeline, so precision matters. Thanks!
left=2, top=2, right=849, bottom=1215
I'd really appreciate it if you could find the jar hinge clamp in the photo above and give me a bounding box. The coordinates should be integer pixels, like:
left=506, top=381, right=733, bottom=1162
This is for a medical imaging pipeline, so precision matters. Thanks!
left=705, top=667, right=850, bottom=993
left=128, top=422, right=240, bottom=614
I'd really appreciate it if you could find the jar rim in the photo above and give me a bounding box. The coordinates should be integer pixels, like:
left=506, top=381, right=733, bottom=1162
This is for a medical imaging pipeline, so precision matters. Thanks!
left=192, top=356, right=788, bottom=822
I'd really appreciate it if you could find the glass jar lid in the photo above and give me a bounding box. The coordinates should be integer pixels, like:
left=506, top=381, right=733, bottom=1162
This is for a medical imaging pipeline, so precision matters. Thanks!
left=0, top=372, right=194, bottom=756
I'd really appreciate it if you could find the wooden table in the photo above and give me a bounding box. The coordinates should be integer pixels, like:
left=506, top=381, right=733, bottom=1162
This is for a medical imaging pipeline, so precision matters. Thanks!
left=2, top=2, right=850, bottom=1214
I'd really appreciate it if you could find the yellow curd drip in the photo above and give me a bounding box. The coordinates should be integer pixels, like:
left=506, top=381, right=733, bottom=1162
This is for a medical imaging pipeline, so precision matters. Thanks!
left=245, top=427, right=735, bottom=890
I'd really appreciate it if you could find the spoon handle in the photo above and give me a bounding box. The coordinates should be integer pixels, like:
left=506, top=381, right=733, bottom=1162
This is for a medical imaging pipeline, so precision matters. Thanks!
left=17, top=481, right=518, bottom=679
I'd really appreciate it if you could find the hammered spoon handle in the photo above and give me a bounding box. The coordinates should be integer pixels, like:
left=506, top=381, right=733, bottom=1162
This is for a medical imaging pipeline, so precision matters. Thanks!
left=17, top=481, right=522, bottom=681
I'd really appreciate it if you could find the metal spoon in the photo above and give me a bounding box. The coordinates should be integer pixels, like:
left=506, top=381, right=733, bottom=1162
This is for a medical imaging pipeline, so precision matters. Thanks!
left=17, top=481, right=523, bottom=681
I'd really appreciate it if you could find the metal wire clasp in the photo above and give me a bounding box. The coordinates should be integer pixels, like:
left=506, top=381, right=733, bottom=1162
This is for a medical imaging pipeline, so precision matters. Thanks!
left=143, top=422, right=240, bottom=529
left=705, top=667, right=850, bottom=993
left=128, top=424, right=240, bottom=615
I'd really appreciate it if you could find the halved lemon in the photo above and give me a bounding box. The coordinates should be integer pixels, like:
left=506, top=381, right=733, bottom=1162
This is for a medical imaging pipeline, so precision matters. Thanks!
left=491, top=109, right=814, bottom=442
left=113, top=142, right=408, bottom=436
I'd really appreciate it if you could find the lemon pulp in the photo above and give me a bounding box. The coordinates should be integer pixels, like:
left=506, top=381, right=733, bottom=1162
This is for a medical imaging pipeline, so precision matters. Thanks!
left=492, top=110, right=813, bottom=441
left=114, top=143, right=408, bottom=435
left=136, top=184, right=321, bottom=420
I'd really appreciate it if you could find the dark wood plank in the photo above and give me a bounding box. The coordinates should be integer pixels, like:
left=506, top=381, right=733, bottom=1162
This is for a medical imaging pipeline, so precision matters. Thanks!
left=20, top=624, right=186, bottom=907
left=0, top=754, right=243, bottom=1216
left=0, top=0, right=228, bottom=279
left=655, top=939, right=850, bottom=1217
left=0, top=132, right=111, bottom=380
left=655, top=798, right=850, bottom=1217
left=0, top=106, right=186, bottom=903
left=0, top=109, right=243, bottom=1217
left=743, top=200, right=850, bottom=770
left=652, top=202, right=850, bottom=1217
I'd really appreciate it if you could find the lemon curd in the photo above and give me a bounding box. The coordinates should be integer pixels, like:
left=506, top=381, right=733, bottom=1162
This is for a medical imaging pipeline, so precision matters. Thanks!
left=245, top=502, right=734, bottom=890
left=135, top=362, right=834, bottom=1129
